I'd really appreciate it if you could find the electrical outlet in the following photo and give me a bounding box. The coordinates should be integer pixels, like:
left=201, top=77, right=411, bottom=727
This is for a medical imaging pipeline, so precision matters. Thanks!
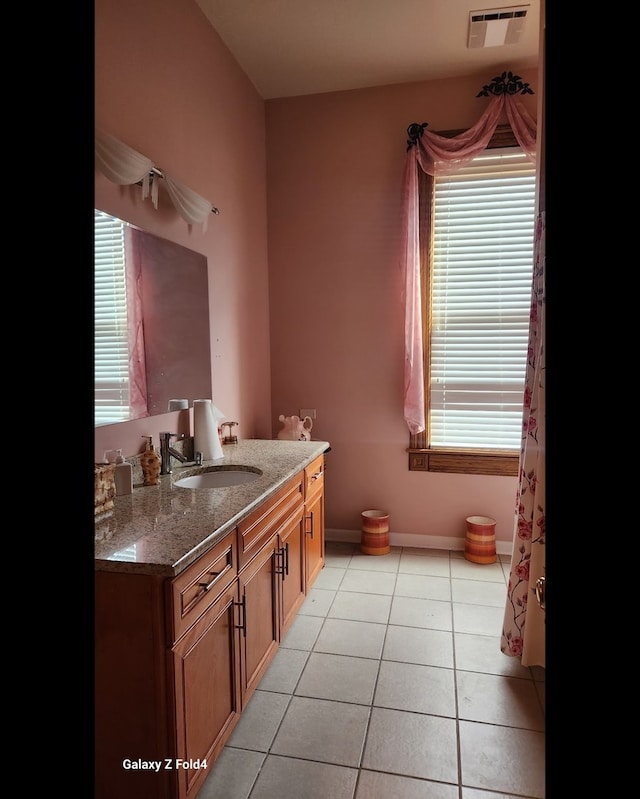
left=300, top=408, right=316, bottom=420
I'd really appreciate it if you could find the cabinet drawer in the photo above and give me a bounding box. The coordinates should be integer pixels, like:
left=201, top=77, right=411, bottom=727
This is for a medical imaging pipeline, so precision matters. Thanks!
left=238, top=473, right=304, bottom=569
left=304, top=455, right=325, bottom=503
left=169, top=531, right=237, bottom=643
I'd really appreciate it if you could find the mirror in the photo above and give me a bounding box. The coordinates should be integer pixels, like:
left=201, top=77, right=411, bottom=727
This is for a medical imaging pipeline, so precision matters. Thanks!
left=95, top=210, right=212, bottom=425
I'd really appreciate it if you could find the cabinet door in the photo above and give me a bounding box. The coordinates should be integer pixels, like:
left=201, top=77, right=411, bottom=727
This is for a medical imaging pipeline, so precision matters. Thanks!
left=304, top=455, right=325, bottom=588
left=305, top=487, right=325, bottom=588
left=278, top=504, right=306, bottom=637
left=171, top=581, right=241, bottom=799
left=238, top=537, right=279, bottom=707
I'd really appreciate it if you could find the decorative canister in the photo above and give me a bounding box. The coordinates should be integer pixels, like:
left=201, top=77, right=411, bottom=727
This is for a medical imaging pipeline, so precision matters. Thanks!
left=464, top=515, right=497, bottom=564
left=95, top=463, right=116, bottom=516
left=360, top=510, right=390, bottom=555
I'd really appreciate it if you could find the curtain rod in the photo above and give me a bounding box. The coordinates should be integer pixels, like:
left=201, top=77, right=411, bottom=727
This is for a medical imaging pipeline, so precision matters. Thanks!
left=143, top=167, right=220, bottom=214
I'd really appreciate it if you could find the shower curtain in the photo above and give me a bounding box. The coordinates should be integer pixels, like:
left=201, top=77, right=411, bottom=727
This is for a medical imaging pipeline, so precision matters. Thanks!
left=500, top=211, right=545, bottom=667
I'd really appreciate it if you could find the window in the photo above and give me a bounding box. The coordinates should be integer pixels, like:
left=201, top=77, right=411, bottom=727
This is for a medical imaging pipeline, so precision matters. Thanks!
left=94, top=210, right=131, bottom=424
left=409, top=132, right=536, bottom=475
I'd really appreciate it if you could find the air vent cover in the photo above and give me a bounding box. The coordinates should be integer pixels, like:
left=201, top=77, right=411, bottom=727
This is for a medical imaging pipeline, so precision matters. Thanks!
left=468, top=6, right=529, bottom=48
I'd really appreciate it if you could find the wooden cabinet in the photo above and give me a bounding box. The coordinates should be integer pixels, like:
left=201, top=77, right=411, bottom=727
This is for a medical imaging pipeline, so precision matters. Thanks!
left=95, top=570, right=174, bottom=799
left=169, top=533, right=241, bottom=799
left=95, top=455, right=326, bottom=799
left=171, top=580, right=241, bottom=799
left=237, top=531, right=279, bottom=703
left=95, top=531, right=240, bottom=799
left=304, top=454, right=325, bottom=586
left=237, top=472, right=305, bottom=705
left=278, top=504, right=306, bottom=636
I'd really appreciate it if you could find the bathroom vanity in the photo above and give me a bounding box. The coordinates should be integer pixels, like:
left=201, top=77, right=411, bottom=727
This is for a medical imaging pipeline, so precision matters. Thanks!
left=95, top=439, right=329, bottom=799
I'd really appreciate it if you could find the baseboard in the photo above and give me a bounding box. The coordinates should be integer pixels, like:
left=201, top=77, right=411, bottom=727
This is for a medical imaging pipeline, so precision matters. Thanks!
left=326, top=528, right=514, bottom=557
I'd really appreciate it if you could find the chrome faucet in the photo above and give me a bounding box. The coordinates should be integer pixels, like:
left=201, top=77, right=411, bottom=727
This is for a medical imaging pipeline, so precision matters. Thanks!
left=159, top=432, right=196, bottom=475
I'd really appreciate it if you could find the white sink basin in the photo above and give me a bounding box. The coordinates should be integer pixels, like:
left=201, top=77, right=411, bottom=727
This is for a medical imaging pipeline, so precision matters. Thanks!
left=174, top=467, right=262, bottom=489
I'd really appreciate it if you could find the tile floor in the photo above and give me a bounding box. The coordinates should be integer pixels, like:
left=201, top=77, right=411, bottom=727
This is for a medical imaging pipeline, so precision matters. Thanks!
left=198, top=542, right=545, bottom=799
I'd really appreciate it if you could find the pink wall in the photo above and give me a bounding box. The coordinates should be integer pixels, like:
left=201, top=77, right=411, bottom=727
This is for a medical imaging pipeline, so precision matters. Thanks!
left=95, top=0, right=540, bottom=546
left=265, top=71, right=538, bottom=545
left=94, top=0, right=272, bottom=461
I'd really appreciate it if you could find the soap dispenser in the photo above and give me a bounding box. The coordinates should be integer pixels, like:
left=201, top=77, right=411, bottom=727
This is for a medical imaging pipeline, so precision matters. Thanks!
left=140, top=436, right=161, bottom=486
left=114, top=450, right=133, bottom=496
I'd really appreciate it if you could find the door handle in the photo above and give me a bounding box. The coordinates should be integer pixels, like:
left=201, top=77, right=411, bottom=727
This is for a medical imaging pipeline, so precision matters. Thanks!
left=534, top=575, right=545, bottom=611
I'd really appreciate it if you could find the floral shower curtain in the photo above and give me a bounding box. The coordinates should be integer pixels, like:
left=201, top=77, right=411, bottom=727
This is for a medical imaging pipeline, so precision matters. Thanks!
left=501, top=212, right=545, bottom=667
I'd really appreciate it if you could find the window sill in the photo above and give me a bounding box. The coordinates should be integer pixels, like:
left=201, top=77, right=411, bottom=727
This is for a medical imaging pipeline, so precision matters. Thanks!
left=407, top=448, right=519, bottom=476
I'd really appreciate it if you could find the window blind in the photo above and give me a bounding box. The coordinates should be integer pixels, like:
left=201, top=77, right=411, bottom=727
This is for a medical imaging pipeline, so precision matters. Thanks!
left=430, top=147, right=536, bottom=450
left=94, top=210, right=131, bottom=424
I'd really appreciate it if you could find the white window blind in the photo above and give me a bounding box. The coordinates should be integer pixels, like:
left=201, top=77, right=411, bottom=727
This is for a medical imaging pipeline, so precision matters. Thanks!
left=430, top=147, right=536, bottom=450
left=94, top=210, right=131, bottom=425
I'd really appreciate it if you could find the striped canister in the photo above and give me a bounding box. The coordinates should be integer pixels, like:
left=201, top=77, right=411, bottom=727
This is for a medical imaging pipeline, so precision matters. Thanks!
left=360, top=510, right=390, bottom=555
left=464, top=516, right=497, bottom=564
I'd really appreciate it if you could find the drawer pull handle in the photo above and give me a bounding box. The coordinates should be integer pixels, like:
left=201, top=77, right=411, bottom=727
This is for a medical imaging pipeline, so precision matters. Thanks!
left=233, top=596, right=246, bottom=637
left=305, top=511, right=314, bottom=538
left=311, top=471, right=322, bottom=481
left=274, top=547, right=287, bottom=576
left=198, top=571, right=221, bottom=591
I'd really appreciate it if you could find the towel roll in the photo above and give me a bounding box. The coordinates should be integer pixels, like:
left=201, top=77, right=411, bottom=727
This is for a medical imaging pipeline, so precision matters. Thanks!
left=193, top=399, right=224, bottom=460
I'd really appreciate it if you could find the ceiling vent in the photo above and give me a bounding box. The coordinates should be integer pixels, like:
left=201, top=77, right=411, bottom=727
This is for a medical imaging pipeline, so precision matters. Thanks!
left=468, top=6, right=529, bottom=48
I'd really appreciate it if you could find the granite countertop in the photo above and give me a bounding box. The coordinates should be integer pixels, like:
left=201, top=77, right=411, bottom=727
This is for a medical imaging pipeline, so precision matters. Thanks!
left=95, top=439, right=330, bottom=577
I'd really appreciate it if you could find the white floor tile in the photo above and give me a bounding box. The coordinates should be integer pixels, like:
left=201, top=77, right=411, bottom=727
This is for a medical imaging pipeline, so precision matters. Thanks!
left=280, top=613, right=324, bottom=651
left=362, top=707, right=458, bottom=783
left=382, top=625, right=454, bottom=669
left=373, top=660, right=456, bottom=717
left=312, top=565, right=346, bottom=590
left=395, top=573, right=452, bottom=601
left=249, top=754, right=358, bottom=799
left=313, top=617, right=387, bottom=659
left=197, top=747, right=265, bottom=799
left=226, top=690, right=291, bottom=751
left=299, top=587, right=336, bottom=616
left=450, top=559, right=505, bottom=582
left=356, top=769, right=459, bottom=799
left=454, top=632, right=531, bottom=678
left=328, top=590, right=392, bottom=623
left=456, top=670, right=545, bottom=730
left=451, top=577, right=507, bottom=607
left=399, top=553, right=452, bottom=577
left=339, top=569, right=397, bottom=595
left=452, top=602, right=504, bottom=636
left=389, top=595, right=453, bottom=631
left=459, top=720, right=545, bottom=798
left=201, top=545, right=544, bottom=798
left=270, top=696, right=369, bottom=767
left=347, top=551, right=401, bottom=571
left=258, top=647, right=310, bottom=694
left=295, top=652, right=379, bottom=704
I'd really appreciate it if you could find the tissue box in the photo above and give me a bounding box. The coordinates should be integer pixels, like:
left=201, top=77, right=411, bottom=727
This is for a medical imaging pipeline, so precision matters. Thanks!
left=95, top=463, right=116, bottom=515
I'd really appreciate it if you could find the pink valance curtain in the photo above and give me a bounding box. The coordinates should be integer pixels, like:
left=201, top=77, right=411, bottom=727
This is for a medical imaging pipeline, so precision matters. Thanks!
left=401, top=88, right=537, bottom=434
